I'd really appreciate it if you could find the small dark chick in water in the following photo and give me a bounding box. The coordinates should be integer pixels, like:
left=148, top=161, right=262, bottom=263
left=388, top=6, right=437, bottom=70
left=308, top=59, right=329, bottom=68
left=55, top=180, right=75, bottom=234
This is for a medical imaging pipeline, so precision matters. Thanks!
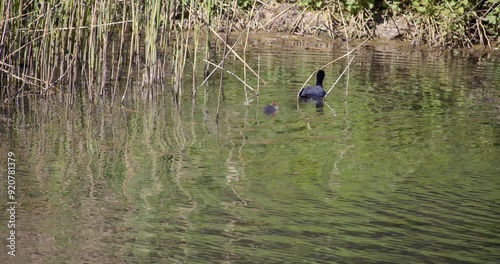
left=263, top=101, right=278, bottom=115
left=299, top=70, right=326, bottom=101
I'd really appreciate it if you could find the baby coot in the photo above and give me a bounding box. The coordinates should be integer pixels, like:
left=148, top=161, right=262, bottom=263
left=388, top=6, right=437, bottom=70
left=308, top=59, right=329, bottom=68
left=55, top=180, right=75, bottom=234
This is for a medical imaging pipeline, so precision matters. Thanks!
left=299, top=70, right=326, bottom=100
left=263, top=101, right=278, bottom=115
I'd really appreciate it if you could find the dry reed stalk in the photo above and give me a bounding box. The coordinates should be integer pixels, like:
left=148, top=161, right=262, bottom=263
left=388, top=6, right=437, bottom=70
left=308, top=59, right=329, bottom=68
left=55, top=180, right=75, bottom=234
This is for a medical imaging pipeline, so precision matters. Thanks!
left=191, top=0, right=201, bottom=99
left=111, top=5, right=128, bottom=105
left=198, top=0, right=266, bottom=96
left=207, top=26, right=265, bottom=84
left=241, top=0, right=260, bottom=105
left=192, top=26, right=200, bottom=98
left=257, top=53, right=260, bottom=96
left=257, top=4, right=295, bottom=30
left=288, top=8, right=307, bottom=35
left=197, top=28, right=257, bottom=89
left=324, top=55, right=355, bottom=98
left=296, top=38, right=369, bottom=99
left=300, top=12, right=322, bottom=35
left=122, top=2, right=140, bottom=103
left=0, top=67, right=43, bottom=88
left=337, top=0, right=350, bottom=99
left=203, top=59, right=256, bottom=92
left=216, top=4, right=233, bottom=121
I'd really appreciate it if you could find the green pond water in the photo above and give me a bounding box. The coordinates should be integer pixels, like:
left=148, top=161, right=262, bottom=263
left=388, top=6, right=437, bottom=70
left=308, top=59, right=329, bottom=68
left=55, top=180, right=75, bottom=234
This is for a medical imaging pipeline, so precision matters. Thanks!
left=1, top=42, right=500, bottom=263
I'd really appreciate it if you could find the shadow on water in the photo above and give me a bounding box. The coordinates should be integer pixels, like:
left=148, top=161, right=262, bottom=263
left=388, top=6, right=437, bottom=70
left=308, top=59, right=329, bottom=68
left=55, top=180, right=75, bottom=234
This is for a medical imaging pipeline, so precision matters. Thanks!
left=1, top=43, right=500, bottom=263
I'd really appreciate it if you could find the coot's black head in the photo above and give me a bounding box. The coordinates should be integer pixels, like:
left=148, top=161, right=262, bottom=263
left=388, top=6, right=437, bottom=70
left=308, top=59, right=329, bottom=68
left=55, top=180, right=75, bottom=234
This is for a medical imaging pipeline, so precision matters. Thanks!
left=316, top=70, right=325, bottom=86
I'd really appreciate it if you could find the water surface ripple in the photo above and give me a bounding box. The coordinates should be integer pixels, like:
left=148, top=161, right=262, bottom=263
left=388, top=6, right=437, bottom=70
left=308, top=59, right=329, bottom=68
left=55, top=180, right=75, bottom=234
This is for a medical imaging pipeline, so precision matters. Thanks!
left=1, top=43, right=499, bottom=263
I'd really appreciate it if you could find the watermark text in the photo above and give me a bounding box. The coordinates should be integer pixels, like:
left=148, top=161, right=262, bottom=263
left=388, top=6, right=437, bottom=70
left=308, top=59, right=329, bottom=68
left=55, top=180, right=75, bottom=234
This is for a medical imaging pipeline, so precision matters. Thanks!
left=6, top=152, right=16, bottom=257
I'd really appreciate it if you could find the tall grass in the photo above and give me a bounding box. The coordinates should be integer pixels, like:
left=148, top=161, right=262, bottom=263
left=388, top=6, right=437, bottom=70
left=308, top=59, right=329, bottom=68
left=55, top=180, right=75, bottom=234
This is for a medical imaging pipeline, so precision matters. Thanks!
left=0, top=0, right=253, bottom=104
left=0, top=0, right=497, bottom=104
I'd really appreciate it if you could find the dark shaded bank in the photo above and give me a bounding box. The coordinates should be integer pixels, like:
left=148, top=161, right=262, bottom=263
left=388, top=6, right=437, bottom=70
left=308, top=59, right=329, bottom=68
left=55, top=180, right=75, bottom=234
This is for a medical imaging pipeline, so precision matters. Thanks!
left=0, top=0, right=498, bottom=103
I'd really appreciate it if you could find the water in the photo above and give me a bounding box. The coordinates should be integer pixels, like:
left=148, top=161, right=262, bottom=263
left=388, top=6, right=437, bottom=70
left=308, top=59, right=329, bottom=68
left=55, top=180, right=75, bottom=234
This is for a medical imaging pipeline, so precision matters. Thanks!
left=1, top=41, right=499, bottom=263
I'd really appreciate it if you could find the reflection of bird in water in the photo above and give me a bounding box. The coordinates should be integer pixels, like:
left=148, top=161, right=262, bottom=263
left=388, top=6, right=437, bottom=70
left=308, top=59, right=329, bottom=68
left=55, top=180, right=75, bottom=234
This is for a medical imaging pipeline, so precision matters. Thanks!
left=299, top=70, right=326, bottom=101
left=263, top=101, right=278, bottom=115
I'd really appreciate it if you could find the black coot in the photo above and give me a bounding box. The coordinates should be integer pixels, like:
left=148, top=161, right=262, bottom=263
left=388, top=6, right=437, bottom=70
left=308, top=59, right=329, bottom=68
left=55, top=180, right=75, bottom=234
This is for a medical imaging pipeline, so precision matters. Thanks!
left=299, top=70, right=326, bottom=100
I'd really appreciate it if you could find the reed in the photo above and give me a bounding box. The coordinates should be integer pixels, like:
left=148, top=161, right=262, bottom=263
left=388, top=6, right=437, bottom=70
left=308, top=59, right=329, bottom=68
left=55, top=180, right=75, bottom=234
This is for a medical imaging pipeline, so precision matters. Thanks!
left=0, top=0, right=497, bottom=104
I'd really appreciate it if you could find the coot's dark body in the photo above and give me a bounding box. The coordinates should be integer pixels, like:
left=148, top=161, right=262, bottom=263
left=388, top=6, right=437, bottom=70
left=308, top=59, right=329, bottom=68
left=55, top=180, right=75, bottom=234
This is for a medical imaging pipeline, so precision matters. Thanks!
left=299, top=70, right=326, bottom=101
